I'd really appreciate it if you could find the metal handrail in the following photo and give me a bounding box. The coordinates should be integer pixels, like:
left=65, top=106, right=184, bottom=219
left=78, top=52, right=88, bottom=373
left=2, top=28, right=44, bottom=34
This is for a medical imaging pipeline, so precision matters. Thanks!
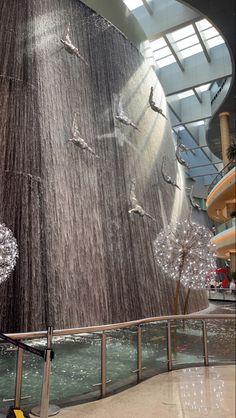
left=208, top=161, right=236, bottom=193
left=1, top=314, right=235, bottom=411
left=5, top=313, right=235, bottom=340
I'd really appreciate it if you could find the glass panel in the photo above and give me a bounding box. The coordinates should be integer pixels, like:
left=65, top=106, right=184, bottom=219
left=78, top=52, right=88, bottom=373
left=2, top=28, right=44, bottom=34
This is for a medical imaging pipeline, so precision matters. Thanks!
left=171, top=319, right=204, bottom=368
left=106, top=328, right=137, bottom=395
left=156, top=55, right=176, bottom=68
left=207, top=36, right=225, bottom=48
left=178, top=90, right=195, bottom=99
left=21, top=340, right=46, bottom=409
left=141, top=322, right=168, bottom=379
left=180, top=44, right=203, bottom=58
left=150, top=38, right=167, bottom=50
left=196, top=18, right=212, bottom=31
left=0, top=344, right=17, bottom=409
left=171, top=24, right=195, bottom=41
left=50, top=333, right=102, bottom=405
left=123, top=0, right=143, bottom=10
left=153, top=47, right=171, bottom=60
left=176, top=34, right=199, bottom=50
left=207, top=319, right=236, bottom=364
left=198, top=83, right=211, bottom=92
left=202, top=27, right=219, bottom=40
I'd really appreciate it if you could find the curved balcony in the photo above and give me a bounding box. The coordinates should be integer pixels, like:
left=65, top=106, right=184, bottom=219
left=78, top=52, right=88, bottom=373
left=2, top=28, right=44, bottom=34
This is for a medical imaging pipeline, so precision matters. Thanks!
left=211, top=218, right=236, bottom=258
left=206, top=162, right=236, bottom=222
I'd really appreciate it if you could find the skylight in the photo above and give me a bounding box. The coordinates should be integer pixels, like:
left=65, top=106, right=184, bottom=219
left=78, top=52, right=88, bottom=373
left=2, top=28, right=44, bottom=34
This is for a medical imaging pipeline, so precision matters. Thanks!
left=178, top=90, right=195, bottom=99
left=176, top=34, right=199, bottom=51
left=171, top=25, right=195, bottom=41
left=153, top=46, right=171, bottom=60
left=202, top=27, right=219, bottom=40
left=180, top=44, right=203, bottom=59
left=198, top=83, right=211, bottom=92
left=150, top=38, right=167, bottom=50
left=196, top=19, right=212, bottom=31
left=207, top=36, right=225, bottom=48
left=123, top=0, right=143, bottom=10
left=156, top=55, right=176, bottom=68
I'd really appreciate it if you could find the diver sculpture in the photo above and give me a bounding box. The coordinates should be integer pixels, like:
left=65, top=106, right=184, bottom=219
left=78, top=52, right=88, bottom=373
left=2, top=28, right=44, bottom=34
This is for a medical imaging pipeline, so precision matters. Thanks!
left=175, top=134, right=189, bottom=168
left=161, top=157, right=181, bottom=190
left=61, top=24, right=88, bottom=65
left=149, top=87, right=167, bottom=120
left=115, top=95, right=140, bottom=131
left=68, top=112, right=99, bottom=157
left=128, top=178, right=155, bottom=221
left=186, top=186, right=201, bottom=211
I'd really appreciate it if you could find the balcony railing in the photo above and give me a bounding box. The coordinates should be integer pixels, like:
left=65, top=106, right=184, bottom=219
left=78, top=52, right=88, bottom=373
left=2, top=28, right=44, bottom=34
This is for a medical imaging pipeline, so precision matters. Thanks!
left=0, top=313, right=235, bottom=416
left=208, top=161, right=235, bottom=193
left=215, top=217, right=236, bottom=234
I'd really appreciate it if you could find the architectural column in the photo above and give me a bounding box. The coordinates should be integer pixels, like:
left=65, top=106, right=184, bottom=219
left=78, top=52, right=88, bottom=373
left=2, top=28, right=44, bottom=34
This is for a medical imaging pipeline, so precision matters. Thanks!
left=219, top=112, right=231, bottom=167
left=230, top=252, right=236, bottom=273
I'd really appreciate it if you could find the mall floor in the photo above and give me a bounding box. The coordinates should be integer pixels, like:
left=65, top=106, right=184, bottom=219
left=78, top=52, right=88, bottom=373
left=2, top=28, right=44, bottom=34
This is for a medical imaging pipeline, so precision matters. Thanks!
left=58, top=365, right=235, bottom=418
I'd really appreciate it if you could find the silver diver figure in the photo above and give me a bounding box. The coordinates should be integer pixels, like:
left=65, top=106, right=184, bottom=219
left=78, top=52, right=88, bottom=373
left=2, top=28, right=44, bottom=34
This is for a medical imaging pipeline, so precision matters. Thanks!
left=115, top=95, right=140, bottom=131
left=175, top=136, right=189, bottom=168
left=61, top=25, right=88, bottom=66
left=149, top=87, right=168, bottom=120
left=68, top=112, right=99, bottom=157
left=128, top=178, right=155, bottom=221
left=161, top=157, right=181, bottom=190
left=186, top=186, right=201, bottom=211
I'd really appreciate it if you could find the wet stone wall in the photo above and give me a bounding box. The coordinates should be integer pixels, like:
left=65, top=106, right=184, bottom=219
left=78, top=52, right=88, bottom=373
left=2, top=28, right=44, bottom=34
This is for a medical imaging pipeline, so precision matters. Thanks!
left=0, top=0, right=208, bottom=332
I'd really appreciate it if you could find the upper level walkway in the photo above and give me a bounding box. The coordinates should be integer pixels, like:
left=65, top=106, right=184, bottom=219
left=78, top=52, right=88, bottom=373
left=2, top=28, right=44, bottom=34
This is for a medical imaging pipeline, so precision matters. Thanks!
left=57, top=365, right=235, bottom=418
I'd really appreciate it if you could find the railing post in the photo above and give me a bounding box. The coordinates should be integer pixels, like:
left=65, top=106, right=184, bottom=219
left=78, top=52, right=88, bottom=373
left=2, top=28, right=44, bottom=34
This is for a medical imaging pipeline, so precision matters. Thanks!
left=202, top=320, right=209, bottom=366
left=137, top=325, right=142, bottom=383
left=40, top=326, right=53, bottom=418
left=14, top=347, right=24, bottom=409
left=167, top=321, right=172, bottom=371
left=101, top=332, right=107, bottom=398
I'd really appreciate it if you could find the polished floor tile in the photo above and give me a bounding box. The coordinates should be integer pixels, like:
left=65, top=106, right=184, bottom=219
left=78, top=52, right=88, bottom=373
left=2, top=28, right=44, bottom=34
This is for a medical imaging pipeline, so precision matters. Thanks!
left=57, top=365, right=235, bottom=418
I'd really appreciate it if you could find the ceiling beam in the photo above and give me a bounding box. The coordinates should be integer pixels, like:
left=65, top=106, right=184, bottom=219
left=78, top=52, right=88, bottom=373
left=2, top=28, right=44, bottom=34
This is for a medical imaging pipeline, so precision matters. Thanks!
left=193, top=22, right=211, bottom=63
left=163, top=34, right=185, bottom=72
left=193, top=87, right=202, bottom=104
left=142, top=0, right=154, bottom=16
left=168, top=103, right=182, bottom=122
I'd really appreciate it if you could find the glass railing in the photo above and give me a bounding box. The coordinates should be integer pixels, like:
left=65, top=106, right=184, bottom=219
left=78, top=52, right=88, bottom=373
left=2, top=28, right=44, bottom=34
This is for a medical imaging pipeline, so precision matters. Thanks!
left=208, top=161, right=236, bottom=193
left=207, top=288, right=236, bottom=302
left=0, top=314, right=235, bottom=416
left=215, top=217, right=236, bottom=234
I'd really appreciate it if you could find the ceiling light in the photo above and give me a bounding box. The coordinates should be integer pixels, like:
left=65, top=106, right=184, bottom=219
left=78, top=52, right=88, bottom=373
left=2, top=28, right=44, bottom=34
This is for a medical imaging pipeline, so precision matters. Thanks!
left=198, top=83, right=211, bottom=92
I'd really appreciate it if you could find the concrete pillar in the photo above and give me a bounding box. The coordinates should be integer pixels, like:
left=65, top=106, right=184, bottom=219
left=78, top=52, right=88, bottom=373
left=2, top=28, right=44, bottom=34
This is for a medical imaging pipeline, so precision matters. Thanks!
left=230, top=252, right=236, bottom=272
left=219, top=112, right=231, bottom=167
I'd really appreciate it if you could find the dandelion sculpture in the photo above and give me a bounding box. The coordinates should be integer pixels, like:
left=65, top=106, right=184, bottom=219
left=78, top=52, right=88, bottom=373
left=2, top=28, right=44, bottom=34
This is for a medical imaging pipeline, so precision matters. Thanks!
left=153, top=219, right=216, bottom=315
left=0, top=223, right=18, bottom=284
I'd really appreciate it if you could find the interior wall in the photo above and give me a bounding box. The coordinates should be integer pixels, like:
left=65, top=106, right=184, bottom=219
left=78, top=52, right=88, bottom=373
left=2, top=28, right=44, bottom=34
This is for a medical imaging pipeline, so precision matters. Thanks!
left=0, top=0, right=208, bottom=332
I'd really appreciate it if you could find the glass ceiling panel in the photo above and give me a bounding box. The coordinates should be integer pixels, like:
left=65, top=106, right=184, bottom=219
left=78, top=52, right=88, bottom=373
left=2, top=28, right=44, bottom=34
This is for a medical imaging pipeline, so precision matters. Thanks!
left=202, top=27, right=219, bottom=40
left=123, top=0, right=143, bottom=10
left=171, top=24, right=195, bottom=41
left=196, top=19, right=212, bottom=31
left=150, top=37, right=166, bottom=50
left=198, top=83, right=211, bottom=92
left=207, top=36, right=225, bottom=48
left=153, top=46, right=171, bottom=60
left=176, top=34, right=199, bottom=51
left=180, top=44, right=203, bottom=59
left=178, top=90, right=195, bottom=99
left=157, top=55, right=176, bottom=68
